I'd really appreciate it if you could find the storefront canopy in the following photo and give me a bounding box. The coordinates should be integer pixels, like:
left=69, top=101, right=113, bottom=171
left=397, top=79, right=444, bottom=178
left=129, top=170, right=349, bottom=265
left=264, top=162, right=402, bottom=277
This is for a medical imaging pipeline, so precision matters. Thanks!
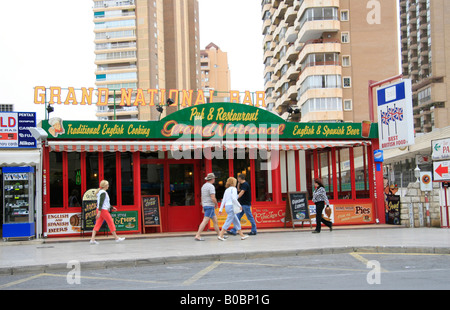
left=48, top=140, right=371, bottom=153
left=0, top=149, right=40, bottom=166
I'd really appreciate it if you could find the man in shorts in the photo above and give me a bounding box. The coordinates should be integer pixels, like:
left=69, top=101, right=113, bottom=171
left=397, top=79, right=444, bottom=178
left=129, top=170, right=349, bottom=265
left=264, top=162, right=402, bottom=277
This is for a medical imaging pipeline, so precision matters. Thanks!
left=195, top=173, right=221, bottom=241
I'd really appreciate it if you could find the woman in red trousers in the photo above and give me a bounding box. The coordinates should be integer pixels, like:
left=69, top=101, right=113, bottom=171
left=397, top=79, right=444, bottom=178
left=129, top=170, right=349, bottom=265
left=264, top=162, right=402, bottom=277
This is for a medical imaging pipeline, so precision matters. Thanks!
left=90, top=180, right=125, bottom=244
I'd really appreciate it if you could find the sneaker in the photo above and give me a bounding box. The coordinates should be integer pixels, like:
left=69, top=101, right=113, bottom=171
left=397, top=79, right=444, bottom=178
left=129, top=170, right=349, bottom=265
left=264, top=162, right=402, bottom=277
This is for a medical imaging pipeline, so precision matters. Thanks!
left=90, top=240, right=99, bottom=245
left=115, top=237, right=125, bottom=242
left=226, top=230, right=237, bottom=236
left=217, top=236, right=226, bottom=241
left=241, top=235, right=249, bottom=240
left=248, top=231, right=257, bottom=236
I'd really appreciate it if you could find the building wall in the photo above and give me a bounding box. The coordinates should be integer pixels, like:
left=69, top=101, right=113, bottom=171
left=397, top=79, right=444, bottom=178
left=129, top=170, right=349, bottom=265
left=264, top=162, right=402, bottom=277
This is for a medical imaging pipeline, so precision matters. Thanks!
left=400, top=0, right=450, bottom=133
left=200, top=43, right=231, bottom=102
left=93, top=0, right=200, bottom=121
left=262, top=0, right=400, bottom=123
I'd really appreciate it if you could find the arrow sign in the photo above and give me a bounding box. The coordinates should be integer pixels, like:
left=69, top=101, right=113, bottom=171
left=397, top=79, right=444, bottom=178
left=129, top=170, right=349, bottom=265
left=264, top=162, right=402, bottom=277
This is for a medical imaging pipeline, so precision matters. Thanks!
left=434, top=161, right=450, bottom=181
left=435, top=164, right=449, bottom=177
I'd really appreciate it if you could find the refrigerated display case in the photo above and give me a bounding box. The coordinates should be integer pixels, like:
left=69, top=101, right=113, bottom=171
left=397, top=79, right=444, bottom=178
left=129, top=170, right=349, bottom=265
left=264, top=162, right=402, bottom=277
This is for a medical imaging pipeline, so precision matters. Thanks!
left=2, top=166, right=35, bottom=240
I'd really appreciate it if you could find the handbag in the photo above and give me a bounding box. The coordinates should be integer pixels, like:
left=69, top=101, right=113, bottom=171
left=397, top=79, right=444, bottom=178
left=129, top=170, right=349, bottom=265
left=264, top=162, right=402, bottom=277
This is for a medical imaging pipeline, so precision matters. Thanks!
left=232, top=200, right=242, bottom=214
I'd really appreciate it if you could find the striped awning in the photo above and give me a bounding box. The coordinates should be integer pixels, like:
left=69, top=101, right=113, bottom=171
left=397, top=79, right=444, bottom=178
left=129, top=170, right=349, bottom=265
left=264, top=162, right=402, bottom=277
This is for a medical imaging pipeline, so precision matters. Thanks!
left=48, top=140, right=371, bottom=153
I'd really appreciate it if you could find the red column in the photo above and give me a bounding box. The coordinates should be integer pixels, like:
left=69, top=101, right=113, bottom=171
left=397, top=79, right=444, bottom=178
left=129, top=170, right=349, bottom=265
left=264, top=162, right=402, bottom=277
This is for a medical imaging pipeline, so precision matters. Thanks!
left=271, top=150, right=282, bottom=205
left=371, top=139, right=386, bottom=224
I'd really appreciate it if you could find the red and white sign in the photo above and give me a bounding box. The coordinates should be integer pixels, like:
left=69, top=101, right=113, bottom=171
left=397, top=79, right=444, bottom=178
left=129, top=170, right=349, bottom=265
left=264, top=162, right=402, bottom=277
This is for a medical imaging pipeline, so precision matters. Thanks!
left=433, top=161, right=450, bottom=181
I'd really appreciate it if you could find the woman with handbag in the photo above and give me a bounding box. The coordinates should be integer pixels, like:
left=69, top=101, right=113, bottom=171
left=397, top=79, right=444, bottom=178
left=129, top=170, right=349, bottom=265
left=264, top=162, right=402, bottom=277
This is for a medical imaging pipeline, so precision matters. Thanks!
left=312, top=178, right=333, bottom=233
left=217, top=177, right=249, bottom=241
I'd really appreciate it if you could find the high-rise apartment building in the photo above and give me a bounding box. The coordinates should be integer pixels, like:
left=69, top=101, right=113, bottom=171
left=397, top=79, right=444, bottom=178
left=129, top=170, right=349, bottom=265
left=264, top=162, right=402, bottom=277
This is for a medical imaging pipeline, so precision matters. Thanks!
left=200, top=43, right=231, bottom=102
left=93, top=0, right=200, bottom=120
left=262, top=0, right=399, bottom=123
left=400, top=0, right=450, bottom=134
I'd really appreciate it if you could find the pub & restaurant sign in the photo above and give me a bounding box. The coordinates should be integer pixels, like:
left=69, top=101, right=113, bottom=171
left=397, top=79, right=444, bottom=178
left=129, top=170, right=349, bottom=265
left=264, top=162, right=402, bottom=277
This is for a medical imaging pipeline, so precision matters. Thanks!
left=41, top=102, right=378, bottom=141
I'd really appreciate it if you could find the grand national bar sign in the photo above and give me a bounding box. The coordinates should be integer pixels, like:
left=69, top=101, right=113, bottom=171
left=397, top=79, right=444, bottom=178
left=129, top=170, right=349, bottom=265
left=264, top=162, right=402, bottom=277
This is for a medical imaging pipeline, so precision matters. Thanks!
left=377, top=79, right=415, bottom=150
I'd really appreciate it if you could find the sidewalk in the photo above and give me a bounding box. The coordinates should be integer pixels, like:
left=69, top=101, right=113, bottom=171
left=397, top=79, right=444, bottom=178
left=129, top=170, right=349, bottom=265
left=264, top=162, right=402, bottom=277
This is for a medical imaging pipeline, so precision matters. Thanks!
left=1, top=225, right=450, bottom=275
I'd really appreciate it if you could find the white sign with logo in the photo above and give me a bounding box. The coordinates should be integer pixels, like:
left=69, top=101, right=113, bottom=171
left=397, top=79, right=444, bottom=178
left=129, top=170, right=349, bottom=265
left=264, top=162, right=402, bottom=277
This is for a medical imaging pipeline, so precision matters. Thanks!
left=420, top=171, right=432, bottom=191
left=432, top=138, right=450, bottom=161
left=377, top=79, right=415, bottom=150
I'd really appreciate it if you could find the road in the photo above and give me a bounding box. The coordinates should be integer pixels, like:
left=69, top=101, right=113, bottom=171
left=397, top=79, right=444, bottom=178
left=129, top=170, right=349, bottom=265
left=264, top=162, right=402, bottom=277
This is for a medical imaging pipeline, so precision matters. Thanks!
left=1, top=251, right=450, bottom=292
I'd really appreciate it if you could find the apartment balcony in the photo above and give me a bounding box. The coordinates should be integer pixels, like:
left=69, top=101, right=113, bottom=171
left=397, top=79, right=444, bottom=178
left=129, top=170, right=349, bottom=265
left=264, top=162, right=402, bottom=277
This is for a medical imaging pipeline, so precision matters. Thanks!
left=296, top=20, right=340, bottom=43
left=279, top=85, right=298, bottom=106
left=285, top=25, right=298, bottom=43
left=285, top=5, right=298, bottom=26
left=296, top=39, right=341, bottom=68
left=297, top=88, right=343, bottom=108
left=297, top=65, right=342, bottom=88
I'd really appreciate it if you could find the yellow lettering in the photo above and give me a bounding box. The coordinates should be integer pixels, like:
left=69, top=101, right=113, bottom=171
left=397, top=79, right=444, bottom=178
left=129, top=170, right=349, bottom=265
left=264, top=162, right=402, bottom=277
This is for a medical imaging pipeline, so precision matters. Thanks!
left=147, top=89, right=157, bottom=106
left=255, top=91, right=266, bottom=107
left=49, top=87, right=62, bottom=105
left=81, top=88, right=94, bottom=105
left=242, top=91, right=252, bottom=105
left=182, top=90, right=194, bottom=107
left=195, top=90, right=206, bottom=105
left=34, top=86, right=46, bottom=104
left=97, top=88, right=109, bottom=106
left=134, top=88, right=146, bottom=106
left=120, top=88, right=133, bottom=106
left=64, top=87, right=78, bottom=105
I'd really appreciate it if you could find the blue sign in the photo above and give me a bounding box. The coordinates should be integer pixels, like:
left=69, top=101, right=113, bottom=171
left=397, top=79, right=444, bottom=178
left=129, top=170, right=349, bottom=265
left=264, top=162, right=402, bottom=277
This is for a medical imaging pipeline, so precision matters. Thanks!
left=0, top=112, right=37, bottom=148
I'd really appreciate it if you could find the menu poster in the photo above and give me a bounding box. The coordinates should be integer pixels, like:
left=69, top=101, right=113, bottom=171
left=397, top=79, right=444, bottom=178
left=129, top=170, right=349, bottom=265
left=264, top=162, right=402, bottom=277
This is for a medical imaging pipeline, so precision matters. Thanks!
left=286, top=192, right=312, bottom=229
left=81, top=188, right=99, bottom=232
left=141, top=195, right=162, bottom=228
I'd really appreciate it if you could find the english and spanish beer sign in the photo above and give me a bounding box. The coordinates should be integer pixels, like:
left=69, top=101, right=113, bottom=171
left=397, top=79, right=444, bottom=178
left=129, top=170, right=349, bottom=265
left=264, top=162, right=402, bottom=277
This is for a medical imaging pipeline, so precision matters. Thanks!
left=377, top=80, right=414, bottom=150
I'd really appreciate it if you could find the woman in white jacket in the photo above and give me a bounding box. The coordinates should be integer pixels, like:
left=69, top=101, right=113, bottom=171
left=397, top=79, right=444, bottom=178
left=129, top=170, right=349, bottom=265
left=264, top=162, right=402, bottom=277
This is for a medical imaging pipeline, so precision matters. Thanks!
left=218, top=177, right=249, bottom=241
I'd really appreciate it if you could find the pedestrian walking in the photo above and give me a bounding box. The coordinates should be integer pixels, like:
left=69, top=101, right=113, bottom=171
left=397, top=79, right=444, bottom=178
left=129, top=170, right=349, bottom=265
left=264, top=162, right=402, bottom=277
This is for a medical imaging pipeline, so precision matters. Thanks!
left=312, top=178, right=333, bottom=233
left=217, top=177, right=249, bottom=241
left=195, top=173, right=221, bottom=241
left=90, top=180, right=125, bottom=244
left=228, top=174, right=257, bottom=236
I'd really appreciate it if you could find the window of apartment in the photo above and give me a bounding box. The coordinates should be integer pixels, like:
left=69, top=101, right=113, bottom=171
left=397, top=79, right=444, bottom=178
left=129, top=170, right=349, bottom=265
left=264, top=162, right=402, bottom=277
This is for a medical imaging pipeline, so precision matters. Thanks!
left=341, top=32, right=350, bottom=43
left=344, top=99, right=353, bottom=111
left=301, top=97, right=343, bottom=115
left=299, top=75, right=342, bottom=97
left=342, top=55, right=351, bottom=67
left=301, top=53, right=340, bottom=70
left=340, top=10, right=349, bottom=21
left=343, top=77, right=352, bottom=88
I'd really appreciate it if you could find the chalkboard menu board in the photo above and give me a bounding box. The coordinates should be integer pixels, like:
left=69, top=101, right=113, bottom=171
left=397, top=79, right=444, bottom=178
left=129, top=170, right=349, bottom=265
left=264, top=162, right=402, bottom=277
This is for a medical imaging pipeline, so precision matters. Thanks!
left=286, top=192, right=312, bottom=229
left=81, top=189, right=98, bottom=232
left=141, top=195, right=162, bottom=230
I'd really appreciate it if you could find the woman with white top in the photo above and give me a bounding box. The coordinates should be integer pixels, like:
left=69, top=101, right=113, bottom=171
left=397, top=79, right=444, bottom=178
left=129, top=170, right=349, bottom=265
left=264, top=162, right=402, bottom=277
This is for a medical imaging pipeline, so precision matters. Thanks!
left=90, top=180, right=125, bottom=244
left=218, top=177, right=249, bottom=241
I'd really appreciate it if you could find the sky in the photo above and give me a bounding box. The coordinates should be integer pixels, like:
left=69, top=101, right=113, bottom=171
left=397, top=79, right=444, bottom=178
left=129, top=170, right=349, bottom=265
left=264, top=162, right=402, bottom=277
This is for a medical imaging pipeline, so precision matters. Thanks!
left=0, top=0, right=264, bottom=122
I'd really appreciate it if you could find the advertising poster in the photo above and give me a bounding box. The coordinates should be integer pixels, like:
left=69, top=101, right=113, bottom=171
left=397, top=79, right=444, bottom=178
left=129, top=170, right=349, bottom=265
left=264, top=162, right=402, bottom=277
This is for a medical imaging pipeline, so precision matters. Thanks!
left=377, top=80, right=414, bottom=150
left=46, top=213, right=82, bottom=235
left=0, top=112, right=36, bottom=148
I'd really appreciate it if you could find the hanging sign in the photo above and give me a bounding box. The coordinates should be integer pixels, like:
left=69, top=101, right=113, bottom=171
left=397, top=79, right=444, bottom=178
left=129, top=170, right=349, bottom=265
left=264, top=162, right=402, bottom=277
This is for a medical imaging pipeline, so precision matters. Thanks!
left=377, top=80, right=414, bottom=150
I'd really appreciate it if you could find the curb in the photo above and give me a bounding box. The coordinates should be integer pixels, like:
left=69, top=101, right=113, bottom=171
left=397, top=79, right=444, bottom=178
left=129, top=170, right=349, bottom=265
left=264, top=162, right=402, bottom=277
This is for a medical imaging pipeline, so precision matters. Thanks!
left=2, top=245, right=450, bottom=276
